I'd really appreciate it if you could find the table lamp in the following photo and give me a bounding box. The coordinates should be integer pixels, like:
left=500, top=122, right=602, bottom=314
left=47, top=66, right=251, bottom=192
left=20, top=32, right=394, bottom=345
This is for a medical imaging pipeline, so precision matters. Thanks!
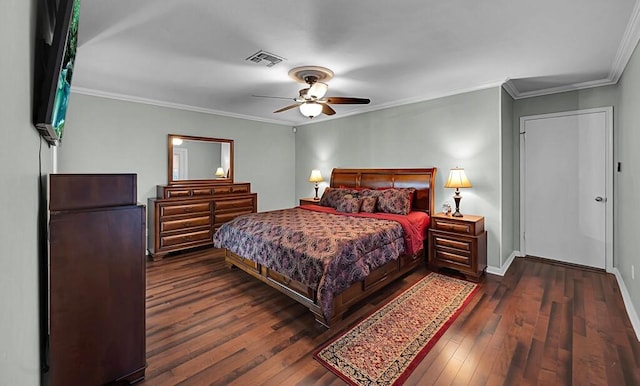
left=308, top=169, right=324, bottom=200
left=444, top=167, right=472, bottom=217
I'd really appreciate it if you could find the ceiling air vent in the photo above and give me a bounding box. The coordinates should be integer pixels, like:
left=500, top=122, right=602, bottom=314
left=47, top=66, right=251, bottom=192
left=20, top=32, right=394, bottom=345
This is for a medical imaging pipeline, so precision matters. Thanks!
left=245, top=50, right=285, bottom=67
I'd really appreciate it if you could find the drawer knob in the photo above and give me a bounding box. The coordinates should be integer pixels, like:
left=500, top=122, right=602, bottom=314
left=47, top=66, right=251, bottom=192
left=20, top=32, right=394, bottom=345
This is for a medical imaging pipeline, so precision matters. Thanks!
left=184, top=222, right=191, bottom=227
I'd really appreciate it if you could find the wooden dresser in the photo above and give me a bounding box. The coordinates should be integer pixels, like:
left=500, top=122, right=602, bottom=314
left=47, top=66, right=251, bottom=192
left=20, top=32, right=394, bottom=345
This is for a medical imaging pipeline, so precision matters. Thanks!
left=428, top=213, right=487, bottom=282
left=148, top=182, right=257, bottom=259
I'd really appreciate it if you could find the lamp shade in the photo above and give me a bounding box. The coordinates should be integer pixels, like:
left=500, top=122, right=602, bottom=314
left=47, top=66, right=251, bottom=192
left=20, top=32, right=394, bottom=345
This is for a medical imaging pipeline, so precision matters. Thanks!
left=444, top=168, right=472, bottom=189
left=308, top=82, right=328, bottom=99
left=308, top=169, right=324, bottom=183
left=299, top=102, right=323, bottom=118
left=215, top=167, right=225, bottom=177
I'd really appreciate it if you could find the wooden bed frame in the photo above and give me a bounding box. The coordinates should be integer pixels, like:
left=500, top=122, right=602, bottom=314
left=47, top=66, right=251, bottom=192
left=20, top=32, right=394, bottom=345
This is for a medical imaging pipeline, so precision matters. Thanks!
left=224, top=167, right=437, bottom=327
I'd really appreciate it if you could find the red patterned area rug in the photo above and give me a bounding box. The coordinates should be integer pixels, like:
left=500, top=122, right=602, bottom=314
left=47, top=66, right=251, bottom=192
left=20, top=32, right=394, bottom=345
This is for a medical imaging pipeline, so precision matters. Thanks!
left=314, top=272, right=479, bottom=385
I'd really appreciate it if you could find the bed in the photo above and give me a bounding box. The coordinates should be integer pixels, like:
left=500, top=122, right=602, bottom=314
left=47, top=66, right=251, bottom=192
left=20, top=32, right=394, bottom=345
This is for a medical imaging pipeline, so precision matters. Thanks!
left=214, top=168, right=437, bottom=327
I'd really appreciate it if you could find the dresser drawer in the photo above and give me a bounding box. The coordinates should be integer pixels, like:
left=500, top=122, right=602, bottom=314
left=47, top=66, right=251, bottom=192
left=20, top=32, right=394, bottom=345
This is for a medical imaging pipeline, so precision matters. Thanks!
left=160, top=215, right=211, bottom=233
left=160, top=202, right=212, bottom=217
left=165, top=187, right=213, bottom=198
left=214, top=208, right=254, bottom=225
left=212, top=184, right=250, bottom=195
left=214, top=196, right=255, bottom=211
left=160, top=229, right=212, bottom=248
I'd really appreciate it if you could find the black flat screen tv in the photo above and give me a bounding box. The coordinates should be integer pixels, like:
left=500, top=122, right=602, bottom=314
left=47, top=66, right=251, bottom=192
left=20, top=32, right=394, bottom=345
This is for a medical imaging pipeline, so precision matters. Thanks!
left=33, top=0, right=81, bottom=146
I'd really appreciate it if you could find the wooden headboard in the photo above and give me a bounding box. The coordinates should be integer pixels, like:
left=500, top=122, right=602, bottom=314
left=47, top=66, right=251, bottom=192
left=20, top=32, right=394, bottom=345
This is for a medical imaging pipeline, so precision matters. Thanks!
left=330, top=168, right=438, bottom=215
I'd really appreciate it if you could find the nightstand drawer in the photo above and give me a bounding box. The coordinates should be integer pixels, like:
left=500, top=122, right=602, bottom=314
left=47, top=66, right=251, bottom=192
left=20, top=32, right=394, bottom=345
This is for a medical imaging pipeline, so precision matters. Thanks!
left=434, top=250, right=470, bottom=266
left=432, top=215, right=484, bottom=235
left=433, top=236, right=472, bottom=252
left=433, top=219, right=473, bottom=234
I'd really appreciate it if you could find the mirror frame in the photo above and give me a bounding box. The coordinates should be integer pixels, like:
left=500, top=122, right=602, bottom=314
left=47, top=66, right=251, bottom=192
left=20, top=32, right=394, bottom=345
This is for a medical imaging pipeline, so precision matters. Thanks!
left=168, top=134, right=234, bottom=185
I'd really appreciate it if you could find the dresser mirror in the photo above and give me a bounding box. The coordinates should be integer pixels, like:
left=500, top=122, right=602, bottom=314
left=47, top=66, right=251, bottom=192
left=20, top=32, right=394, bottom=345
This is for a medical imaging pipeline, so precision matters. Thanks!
left=168, top=134, right=234, bottom=185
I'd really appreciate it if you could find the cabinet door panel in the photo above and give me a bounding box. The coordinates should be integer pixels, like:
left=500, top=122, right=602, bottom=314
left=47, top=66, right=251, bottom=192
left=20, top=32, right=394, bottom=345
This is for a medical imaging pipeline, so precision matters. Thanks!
left=49, top=206, right=145, bottom=385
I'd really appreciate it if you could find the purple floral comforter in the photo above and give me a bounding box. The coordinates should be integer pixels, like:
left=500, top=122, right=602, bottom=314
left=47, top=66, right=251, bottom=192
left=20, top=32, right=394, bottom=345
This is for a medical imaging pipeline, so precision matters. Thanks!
left=213, top=207, right=405, bottom=320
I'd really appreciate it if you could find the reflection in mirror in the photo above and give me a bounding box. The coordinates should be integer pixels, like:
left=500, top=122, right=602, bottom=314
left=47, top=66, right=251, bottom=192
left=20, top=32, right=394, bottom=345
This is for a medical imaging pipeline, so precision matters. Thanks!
left=168, top=134, right=234, bottom=184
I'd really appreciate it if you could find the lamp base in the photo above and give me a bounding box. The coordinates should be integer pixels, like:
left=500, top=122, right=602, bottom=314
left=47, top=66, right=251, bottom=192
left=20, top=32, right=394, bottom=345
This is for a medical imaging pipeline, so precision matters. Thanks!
left=314, top=184, right=320, bottom=200
left=452, top=189, right=463, bottom=217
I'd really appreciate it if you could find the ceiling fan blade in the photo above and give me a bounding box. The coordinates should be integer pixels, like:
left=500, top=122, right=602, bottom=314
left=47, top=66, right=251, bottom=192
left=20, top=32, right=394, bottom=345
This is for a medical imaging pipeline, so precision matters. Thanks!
left=252, top=94, right=294, bottom=100
left=325, top=97, right=371, bottom=104
left=322, top=104, right=336, bottom=115
left=274, top=103, right=301, bottom=113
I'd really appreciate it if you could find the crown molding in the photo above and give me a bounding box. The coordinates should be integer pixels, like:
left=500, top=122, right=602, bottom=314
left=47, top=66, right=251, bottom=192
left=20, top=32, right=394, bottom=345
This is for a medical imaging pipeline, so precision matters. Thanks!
left=70, top=87, right=294, bottom=126
left=610, top=0, right=640, bottom=82
left=504, top=77, right=619, bottom=100
left=501, top=79, right=520, bottom=99
left=504, top=0, right=640, bottom=100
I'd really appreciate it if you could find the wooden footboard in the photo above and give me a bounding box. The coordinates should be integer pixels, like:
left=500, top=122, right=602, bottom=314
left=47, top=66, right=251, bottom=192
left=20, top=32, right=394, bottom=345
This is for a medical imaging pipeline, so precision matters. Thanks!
left=224, top=248, right=424, bottom=327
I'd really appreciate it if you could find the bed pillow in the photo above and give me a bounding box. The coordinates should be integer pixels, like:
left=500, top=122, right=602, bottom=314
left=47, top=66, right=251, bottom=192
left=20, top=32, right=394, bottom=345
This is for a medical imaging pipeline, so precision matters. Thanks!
left=336, top=197, right=361, bottom=213
left=358, top=189, right=380, bottom=198
left=359, top=196, right=377, bottom=213
left=377, top=186, right=416, bottom=202
left=319, top=187, right=359, bottom=208
left=376, top=188, right=415, bottom=215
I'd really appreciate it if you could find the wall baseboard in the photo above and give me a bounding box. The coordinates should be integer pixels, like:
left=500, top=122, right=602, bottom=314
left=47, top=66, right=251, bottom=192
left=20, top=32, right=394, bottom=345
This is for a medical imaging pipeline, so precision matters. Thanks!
left=486, top=251, right=520, bottom=276
left=613, top=268, right=640, bottom=342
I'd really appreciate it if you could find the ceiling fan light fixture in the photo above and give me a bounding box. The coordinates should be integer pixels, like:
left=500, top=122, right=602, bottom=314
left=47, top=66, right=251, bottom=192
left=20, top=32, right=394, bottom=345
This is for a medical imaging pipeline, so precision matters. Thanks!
left=299, top=102, right=323, bottom=118
left=308, top=82, right=328, bottom=99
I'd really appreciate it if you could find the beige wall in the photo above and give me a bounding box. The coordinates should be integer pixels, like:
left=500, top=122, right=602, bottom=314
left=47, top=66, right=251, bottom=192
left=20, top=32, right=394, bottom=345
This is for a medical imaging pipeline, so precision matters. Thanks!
left=0, top=0, right=50, bottom=384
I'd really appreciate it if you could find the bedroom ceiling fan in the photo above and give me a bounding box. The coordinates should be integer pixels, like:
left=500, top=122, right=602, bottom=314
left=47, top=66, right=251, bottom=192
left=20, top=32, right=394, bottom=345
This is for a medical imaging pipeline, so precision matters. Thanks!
left=257, top=66, right=371, bottom=119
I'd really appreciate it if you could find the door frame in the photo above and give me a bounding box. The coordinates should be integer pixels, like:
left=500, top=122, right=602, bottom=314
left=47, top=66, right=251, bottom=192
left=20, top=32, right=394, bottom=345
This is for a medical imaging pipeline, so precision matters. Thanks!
left=519, top=107, right=613, bottom=272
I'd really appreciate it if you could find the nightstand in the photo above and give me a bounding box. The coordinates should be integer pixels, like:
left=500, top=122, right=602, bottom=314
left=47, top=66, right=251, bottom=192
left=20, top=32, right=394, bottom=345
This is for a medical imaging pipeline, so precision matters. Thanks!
left=299, top=197, right=321, bottom=206
left=428, top=213, right=487, bottom=282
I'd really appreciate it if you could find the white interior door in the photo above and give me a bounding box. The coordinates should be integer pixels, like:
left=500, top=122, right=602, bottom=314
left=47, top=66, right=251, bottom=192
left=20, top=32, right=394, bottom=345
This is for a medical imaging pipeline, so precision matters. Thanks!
left=520, top=108, right=612, bottom=270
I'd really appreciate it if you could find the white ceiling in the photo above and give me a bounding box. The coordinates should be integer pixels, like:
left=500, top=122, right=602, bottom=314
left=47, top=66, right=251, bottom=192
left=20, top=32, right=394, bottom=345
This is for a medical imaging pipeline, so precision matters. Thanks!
left=72, top=0, right=640, bottom=126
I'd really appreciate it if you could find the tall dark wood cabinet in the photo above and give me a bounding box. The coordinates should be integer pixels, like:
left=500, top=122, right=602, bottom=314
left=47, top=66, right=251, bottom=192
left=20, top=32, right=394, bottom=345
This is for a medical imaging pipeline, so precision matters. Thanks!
left=47, top=174, right=146, bottom=385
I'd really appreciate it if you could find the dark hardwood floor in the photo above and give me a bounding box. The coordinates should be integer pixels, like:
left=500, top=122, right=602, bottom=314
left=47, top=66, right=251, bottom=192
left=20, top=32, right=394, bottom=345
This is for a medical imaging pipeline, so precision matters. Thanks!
left=140, top=249, right=640, bottom=385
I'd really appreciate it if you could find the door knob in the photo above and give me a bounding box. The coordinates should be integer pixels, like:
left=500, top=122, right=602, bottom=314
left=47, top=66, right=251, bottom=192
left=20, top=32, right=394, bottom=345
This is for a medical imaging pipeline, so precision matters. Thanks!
left=595, top=196, right=605, bottom=202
